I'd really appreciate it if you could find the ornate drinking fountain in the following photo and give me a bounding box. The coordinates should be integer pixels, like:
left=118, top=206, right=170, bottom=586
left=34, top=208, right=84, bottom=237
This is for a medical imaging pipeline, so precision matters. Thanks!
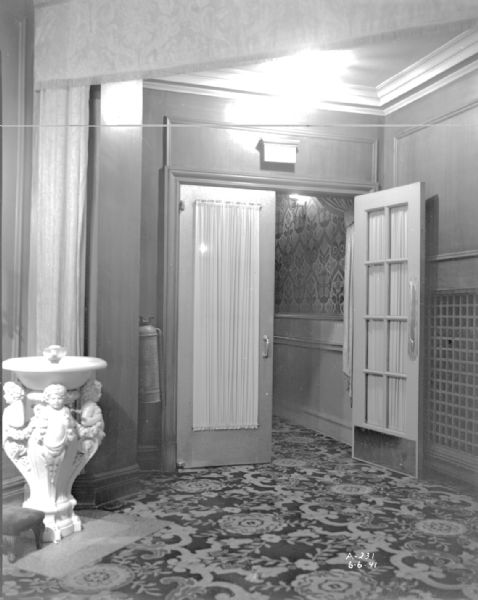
left=2, top=346, right=107, bottom=542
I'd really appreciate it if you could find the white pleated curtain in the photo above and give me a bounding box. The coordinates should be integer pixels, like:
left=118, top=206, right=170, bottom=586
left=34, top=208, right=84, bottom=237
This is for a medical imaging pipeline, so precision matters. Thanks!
left=28, top=86, right=89, bottom=355
left=192, top=200, right=260, bottom=431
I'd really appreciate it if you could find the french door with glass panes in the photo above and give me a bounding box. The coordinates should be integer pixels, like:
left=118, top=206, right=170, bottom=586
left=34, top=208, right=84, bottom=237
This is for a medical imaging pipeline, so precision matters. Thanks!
left=353, top=182, right=425, bottom=477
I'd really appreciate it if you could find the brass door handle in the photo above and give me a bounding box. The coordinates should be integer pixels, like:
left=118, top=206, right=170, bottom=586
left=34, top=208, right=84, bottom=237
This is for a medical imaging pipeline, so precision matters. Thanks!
left=408, top=279, right=418, bottom=361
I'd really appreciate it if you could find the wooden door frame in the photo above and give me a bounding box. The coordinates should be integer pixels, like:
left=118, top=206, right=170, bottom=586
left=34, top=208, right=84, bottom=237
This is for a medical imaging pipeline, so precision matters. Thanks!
left=159, top=167, right=375, bottom=472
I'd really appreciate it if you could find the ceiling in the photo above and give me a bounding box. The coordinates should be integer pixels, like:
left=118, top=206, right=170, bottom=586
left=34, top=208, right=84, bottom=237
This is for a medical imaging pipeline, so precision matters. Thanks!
left=147, top=22, right=478, bottom=115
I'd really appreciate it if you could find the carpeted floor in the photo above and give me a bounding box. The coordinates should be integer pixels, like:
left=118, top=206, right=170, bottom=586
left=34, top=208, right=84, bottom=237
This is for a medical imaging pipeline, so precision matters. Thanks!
left=3, top=418, right=477, bottom=600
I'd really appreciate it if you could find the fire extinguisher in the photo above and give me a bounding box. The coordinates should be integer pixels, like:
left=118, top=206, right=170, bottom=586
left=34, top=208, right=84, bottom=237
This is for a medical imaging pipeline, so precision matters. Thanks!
left=138, top=316, right=162, bottom=463
left=139, top=316, right=161, bottom=405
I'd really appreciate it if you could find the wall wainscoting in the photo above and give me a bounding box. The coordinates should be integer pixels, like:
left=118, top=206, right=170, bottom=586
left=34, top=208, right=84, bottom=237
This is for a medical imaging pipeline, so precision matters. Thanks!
left=2, top=475, right=26, bottom=506
left=274, top=334, right=342, bottom=353
left=272, top=315, right=350, bottom=445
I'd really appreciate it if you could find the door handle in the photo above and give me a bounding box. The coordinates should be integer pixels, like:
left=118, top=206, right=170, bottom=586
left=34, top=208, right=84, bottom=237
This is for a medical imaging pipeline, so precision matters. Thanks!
left=408, top=279, right=418, bottom=361
left=262, top=334, right=270, bottom=358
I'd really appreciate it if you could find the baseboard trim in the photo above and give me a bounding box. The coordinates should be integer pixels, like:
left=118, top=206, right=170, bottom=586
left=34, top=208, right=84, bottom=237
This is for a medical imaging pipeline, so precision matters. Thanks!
left=2, top=475, right=26, bottom=506
left=137, top=445, right=162, bottom=471
left=275, top=404, right=352, bottom=445
left=73, top=464, right=142, bottom=508
left=425, top=445, right=478, bottom=492
left=427, top=443, right=477, bottom=471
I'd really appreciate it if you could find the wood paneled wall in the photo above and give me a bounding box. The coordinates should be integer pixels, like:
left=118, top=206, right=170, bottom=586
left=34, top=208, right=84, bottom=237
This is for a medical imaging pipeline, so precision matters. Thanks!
left=380, top=69, right=478, bottom=487
left=73, top=82, right=143, bottom=504
left=141, top=88, right=381, bottom=464
left=1, top=0, right=34, bottom=502
left=141, top=87, right=381, bottom=321
left=273, top=316, right=351, bottom=443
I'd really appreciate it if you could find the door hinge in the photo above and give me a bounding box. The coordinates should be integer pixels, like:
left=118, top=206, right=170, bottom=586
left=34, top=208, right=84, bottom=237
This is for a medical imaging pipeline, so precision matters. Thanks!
left=179, top=200, right=185, bottom=212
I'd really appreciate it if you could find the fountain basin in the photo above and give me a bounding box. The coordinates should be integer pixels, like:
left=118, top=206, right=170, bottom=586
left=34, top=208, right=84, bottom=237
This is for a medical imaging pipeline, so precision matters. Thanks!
left=2, top=356, right=107, bottom=390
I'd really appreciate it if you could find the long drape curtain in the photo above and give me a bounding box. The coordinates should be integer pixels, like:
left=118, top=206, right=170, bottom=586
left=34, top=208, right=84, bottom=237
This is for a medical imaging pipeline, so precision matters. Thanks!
left=28, top=86, right=89, bottom=355
left=192, top=200, right=261, bottom=431
left=343, top=211, right=354, bottom=406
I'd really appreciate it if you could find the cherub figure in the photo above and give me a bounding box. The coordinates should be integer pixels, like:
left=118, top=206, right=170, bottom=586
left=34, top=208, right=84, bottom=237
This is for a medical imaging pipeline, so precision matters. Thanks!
left=2, top=382, right=28, bottom=461
left=2, top=382, right=26, bottom=431
left=79, top=380, right=105, bottom=439
left=37, top=384, right=76, bottom=454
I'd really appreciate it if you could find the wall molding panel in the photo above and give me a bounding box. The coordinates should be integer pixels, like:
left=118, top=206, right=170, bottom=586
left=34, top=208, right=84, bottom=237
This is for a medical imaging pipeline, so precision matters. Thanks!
left=165, top=116, right=379, bottom=188
left=2, top=475, right=25, bottom=505
left=428, top=249, right=478, bottom=262
left=275, top=313, right=343, bottom=321
left=274, top=335, right=342, bottom=353
left=392, top=98, right=478, bottom=187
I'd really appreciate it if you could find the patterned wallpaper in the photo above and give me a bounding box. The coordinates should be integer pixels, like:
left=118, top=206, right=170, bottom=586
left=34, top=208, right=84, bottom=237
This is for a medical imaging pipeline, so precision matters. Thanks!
left=275, top=193, right=346, bottom=316
left=33, top=0, right=477, bottom=87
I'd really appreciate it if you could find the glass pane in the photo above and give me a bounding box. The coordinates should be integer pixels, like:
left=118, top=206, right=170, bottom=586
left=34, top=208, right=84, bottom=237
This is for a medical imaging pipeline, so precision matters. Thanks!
left=388, top=377, right=406, bottom=432
left=367, top=321, right=385, bottom=371
left=389, top=321, right=407, bottom=374
left=368, top=209, right=385, bottom=260
left=368, top=266, right=385, bottom=315
left=390, top=263, right=408, bottom=316
left=366, top=374, right=386, bottom=427
left=390, top=205, right=407, bottom=259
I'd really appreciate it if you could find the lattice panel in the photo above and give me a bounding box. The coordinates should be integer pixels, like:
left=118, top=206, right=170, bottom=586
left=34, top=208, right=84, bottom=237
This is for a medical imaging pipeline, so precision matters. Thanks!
left=427, top=290, right=478, bottom=456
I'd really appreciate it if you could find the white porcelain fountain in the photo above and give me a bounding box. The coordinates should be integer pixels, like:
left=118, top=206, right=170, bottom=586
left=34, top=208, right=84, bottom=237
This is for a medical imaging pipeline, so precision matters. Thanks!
left=2, top=346, right=107, bottom=542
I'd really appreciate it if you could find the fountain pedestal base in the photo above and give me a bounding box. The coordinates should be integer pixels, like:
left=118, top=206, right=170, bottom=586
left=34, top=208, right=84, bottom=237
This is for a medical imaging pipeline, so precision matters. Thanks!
left=2, top=379, right=105, bottom=543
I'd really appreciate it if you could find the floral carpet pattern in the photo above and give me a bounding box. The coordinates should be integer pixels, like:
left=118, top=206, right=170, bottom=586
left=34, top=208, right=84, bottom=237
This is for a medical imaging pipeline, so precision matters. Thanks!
left=3, top=419, right=478, bottom=600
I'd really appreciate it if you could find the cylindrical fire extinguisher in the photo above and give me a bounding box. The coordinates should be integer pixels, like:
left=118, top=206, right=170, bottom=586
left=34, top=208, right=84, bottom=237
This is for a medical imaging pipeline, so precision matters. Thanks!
left=138, top=316, right=162, bottom=468
left=139, top=316, right=161, bottom=405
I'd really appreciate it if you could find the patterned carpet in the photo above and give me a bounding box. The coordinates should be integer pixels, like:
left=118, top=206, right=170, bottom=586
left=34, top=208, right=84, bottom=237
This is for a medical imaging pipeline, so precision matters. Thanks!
left=3, top=419, right=477, bottom=600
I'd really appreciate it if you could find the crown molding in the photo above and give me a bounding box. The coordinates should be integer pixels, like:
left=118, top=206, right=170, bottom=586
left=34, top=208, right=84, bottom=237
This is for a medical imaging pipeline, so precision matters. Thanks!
left=383, top=59, right=478, bottom=115
left=378, top=28, right=478, bottom=110
left=160, top=69, right=380, bottom=105
left=144, top=79, right=385, bottom=116
left=146, top=28, right=478, bottom=117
